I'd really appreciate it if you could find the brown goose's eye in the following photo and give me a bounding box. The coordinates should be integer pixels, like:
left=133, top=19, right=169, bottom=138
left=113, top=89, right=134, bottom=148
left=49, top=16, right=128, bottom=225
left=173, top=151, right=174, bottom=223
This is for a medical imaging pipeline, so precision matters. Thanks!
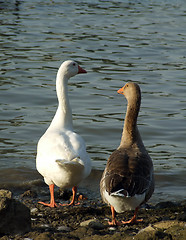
left=73, top=63, right=76, bottom=66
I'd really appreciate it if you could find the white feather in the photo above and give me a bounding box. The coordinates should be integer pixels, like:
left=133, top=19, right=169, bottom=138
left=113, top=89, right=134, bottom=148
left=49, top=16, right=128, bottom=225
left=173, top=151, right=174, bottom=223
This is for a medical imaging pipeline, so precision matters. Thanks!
left=103, top=189, right=145, bottom=213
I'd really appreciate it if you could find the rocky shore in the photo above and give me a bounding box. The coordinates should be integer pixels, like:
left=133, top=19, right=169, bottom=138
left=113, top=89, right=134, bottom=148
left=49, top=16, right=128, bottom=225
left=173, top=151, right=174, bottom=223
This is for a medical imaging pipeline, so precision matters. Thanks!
left=0, top=188, right=185, bottom=240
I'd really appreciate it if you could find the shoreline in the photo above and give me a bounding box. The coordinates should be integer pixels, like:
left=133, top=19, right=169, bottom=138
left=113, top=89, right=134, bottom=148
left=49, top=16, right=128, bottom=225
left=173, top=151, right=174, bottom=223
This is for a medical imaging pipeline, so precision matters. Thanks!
left=0, top=189, right=185, bottom=240
left=0, top=168, right=186, bottom=204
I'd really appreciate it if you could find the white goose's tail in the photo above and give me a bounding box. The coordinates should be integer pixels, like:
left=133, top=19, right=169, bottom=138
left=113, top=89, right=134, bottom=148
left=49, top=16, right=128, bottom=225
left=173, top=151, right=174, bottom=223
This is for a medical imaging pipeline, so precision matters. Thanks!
left=56, top=157, right=84, bottom=173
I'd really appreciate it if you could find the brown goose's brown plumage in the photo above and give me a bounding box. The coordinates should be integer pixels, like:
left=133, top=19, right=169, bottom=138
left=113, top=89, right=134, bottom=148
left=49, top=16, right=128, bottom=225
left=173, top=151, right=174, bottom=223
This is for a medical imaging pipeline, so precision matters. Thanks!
left=100, top=82, right=154, bottom=226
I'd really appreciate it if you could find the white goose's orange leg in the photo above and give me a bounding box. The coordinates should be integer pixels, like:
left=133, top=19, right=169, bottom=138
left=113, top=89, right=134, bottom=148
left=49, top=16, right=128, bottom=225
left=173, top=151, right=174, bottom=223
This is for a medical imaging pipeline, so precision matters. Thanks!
left=60, top=186, right=80, bottom=206
left=122, top=207, right=143, bottom=224
left=38, top=184, right=58, bottom=208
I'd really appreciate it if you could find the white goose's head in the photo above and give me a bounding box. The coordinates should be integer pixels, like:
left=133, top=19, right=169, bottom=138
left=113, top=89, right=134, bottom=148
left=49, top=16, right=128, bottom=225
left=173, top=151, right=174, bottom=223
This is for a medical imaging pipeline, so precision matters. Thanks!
left=58, top=60, right=87, bottom=79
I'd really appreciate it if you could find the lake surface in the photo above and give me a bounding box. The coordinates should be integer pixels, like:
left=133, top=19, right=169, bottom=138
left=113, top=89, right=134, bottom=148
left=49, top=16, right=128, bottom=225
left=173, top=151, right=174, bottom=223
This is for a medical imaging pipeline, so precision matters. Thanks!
left=0, top=0, right=186, bottom=203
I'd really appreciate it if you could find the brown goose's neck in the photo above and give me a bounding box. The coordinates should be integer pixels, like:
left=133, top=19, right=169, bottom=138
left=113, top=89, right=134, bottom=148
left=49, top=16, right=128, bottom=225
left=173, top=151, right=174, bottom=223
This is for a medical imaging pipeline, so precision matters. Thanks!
left=119, top=97, right=141, bottom=148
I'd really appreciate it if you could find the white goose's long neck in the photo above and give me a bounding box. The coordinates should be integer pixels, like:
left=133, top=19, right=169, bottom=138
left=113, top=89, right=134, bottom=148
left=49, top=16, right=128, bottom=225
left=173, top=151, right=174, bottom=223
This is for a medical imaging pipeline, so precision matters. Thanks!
left=50, top=71, right=73, bottom=130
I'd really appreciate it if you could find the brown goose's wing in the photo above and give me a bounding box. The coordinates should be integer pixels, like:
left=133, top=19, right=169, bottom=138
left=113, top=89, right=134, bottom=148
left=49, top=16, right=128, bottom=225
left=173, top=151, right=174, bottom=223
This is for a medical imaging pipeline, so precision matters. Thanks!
left=104, top=149, right=153, bottom=197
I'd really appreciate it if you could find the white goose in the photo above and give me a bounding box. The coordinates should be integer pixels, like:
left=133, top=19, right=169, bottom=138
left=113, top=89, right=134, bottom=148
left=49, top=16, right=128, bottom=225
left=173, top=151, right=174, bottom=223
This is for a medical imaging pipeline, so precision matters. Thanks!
left=36, top=60, right=91, bottom=207
left=100, top=82, right=154, bottom=225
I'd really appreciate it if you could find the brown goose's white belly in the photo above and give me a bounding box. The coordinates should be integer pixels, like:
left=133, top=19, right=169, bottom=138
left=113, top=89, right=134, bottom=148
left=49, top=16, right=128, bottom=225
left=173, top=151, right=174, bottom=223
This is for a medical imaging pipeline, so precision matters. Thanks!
left=102, top=189, right=146, bottom=213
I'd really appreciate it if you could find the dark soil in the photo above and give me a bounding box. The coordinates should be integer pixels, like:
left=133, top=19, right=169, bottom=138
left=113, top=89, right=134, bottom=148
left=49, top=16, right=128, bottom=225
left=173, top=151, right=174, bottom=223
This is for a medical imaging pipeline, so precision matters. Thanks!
left=0, top=189, right=185, bottom=240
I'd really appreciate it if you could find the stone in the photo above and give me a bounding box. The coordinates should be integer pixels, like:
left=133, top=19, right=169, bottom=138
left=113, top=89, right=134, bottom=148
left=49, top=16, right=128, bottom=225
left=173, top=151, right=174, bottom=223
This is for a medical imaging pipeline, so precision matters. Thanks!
left=135, top=225, right=156, bottom=240
left=0, top=189, right=12, bottom=199
left=177, top=212, right=186, bottom=221
left=34, top=232, right=51, bottom=240
left=30, top=207, right=39, bottom=214
left=155, top=201, right=177, bottom=209
left=39, top=224, right=50, bottom=229
left=57, top=225, right=71, bottom=232
left=137, top=225, right=155, bottom=234
left=154, top=220, right=185, bottom=229
left=80, top=219, right=105, bottom=230
left=109, top=227, right=117, bottom=231
left=0, top=189, right=31, bottom=235
left=154, top=230, right=172, bottom=239
left=21, top=190, right=37, bottom=198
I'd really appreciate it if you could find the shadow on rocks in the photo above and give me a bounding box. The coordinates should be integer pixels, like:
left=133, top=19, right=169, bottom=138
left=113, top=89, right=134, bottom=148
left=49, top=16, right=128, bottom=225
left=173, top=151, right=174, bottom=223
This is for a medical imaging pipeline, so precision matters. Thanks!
left=0, top=189, right=31, bottom=236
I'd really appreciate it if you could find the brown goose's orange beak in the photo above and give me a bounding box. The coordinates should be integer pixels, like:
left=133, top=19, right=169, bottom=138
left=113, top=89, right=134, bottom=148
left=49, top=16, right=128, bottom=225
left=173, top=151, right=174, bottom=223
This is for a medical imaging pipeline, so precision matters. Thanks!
left=117, top=86, right=124, bottom=94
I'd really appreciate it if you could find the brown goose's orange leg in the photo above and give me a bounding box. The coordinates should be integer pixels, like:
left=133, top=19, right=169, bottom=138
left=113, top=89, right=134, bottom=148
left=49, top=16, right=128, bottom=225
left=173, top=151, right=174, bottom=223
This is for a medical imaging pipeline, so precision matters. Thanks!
left=108, top=205, right=122, bottom=226
left=38, top=184, right=58, bottom=208
left=122, top=207, right=143, bottom=224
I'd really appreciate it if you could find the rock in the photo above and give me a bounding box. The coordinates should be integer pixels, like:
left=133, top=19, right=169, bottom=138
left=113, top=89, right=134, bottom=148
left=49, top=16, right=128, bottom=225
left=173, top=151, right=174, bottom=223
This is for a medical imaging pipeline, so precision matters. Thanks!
left=136, top=228, right=172, bottom=240
left=80, top=219, right=105, bottom=230
left=137, top=225, right=155, bottom=234
left=177, top=212, right=186, bottom=221
left=34, top=232, right=51, bottom=240
left=136, top=221, right=186, bottom=240
left=39, top=224, right=50, bottom=229
left=0, top=189, right=12, bottom=199
left=180, top=200, right=186, bottom=207
left=30, top=207, right=39, bottom=214
left=154, top=230, right=172, bottom=239
left=109, top=227, right=117, bottom=231
left=21, top=190, right=37, bottom=198
left=57, top=225, right=71, bottom=232
left=80, top=219, right=96, bottom=227
left=135, top=225, right=156, bottom=240
left=56, top=188, right=71, bottom=201
left=0, top=189, right=31, bottom=235
left=153, top=220, right=185, bottom=229
left=165, top=223, right=186, bottom=240
left=155, top=201, right=177, bottom=209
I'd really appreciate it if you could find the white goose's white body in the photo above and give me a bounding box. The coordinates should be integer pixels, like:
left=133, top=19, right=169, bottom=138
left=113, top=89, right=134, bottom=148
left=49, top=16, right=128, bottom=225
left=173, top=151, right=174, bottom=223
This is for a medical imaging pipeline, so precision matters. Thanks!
left=36, top=60, right=91, bottom=207
left=36, top=128, right=91, bottom=188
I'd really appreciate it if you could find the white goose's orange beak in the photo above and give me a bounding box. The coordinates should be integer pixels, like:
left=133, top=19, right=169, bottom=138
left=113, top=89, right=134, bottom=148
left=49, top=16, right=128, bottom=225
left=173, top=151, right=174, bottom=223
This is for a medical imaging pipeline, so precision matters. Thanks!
left=117, top=86, right=124, bottom=94
left=78, top=65, right=87, bottom=74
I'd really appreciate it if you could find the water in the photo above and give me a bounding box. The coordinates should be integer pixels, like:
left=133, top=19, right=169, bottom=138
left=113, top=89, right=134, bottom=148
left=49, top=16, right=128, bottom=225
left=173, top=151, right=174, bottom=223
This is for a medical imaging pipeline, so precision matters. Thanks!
left=0, top=0, right=186, bottom=203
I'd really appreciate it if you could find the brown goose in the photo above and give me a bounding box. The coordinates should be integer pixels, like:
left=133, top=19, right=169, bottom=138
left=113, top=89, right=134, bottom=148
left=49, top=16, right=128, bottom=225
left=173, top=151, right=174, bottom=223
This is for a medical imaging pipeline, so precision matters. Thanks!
left=100, top=82, right=154, bottom=226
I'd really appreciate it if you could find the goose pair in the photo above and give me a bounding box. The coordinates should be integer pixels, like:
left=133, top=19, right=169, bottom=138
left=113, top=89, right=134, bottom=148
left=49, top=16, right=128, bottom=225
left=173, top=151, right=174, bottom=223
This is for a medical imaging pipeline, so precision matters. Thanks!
left=36, top=60, right=154, bottom=226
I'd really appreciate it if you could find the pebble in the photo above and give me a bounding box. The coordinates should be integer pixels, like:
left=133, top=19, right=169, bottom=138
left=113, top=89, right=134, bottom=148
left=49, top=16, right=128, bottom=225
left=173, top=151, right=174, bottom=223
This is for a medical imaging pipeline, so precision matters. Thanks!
left=40, top=224, right=50, bottom=229
left=177, top=212, right=186, bottom=221
left=57, top=225, right=71, bottom=232
left=155, top=201, right=177, bottom=209
left=30, top=207, right=38, bottom=214
left=80, top=219, right=105, bottom=230
left=109, top=227, right=116, bottom=231
left=21, top=190, right=37, bottom=198
left=38, top=213, right=44, bottom=217
left=137, top=225, right=155, bottom=234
